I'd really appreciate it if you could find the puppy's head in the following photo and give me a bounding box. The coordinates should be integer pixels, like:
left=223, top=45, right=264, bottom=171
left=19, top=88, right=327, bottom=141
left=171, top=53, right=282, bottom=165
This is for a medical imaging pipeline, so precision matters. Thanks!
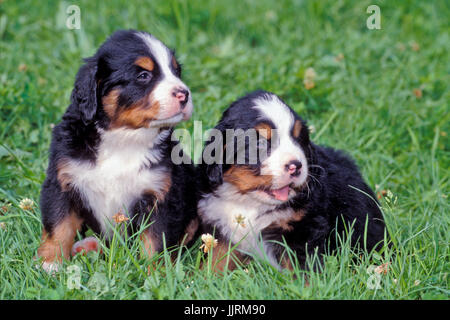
left=71, top=30, right=193, bottom=129
left=202, top=90, right=312, bottom=206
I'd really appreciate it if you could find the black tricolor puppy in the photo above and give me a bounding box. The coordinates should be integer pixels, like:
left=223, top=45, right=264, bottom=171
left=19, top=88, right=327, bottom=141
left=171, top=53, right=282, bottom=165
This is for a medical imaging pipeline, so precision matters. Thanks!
left=37, top=30, right=198, bottom=272
left=198, top=90, right=388, bottom=271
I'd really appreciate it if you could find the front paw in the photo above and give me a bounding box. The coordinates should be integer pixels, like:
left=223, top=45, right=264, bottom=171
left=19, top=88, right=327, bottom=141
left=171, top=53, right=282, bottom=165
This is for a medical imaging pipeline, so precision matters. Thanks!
left=71, top=236, right=101, bottom=257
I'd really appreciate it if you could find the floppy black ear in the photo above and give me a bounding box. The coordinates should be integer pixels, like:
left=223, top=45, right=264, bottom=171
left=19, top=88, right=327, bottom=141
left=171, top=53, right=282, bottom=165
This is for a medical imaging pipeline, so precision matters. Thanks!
left=201, top=128, right=226, bottom=189
left=295, top=118, right=310, bottom=145
left=71, top=59, right=98, bottom=125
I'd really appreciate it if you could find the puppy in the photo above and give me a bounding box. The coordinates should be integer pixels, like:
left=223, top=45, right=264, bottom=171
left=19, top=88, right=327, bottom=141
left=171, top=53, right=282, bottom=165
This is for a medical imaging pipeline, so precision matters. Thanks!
left=198, top=90, right=388, bottom=271
left=37, top=30, right=198, bottom=272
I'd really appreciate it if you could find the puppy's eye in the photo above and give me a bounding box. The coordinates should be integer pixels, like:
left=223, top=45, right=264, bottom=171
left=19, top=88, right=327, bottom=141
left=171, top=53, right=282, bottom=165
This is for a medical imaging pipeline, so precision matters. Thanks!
left=137, top=71, right=152, bottom=81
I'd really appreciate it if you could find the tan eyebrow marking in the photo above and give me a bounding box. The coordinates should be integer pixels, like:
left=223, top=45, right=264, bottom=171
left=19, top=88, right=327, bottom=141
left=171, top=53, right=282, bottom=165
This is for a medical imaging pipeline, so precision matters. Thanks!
left=255, top=122, right=272, bottom=140
left=293, top=120, right=302, bottom=138
left=171, top=55, right=178, bottom=69
left=134, top=56, right=154, bottom=71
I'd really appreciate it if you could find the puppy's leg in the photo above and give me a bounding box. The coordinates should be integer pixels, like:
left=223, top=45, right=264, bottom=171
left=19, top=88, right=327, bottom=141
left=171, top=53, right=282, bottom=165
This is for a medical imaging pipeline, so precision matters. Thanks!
left=179, top=217, right=199, bottom=247
left=206, top=242, right=245, bottom=273
left=37, top=211, right=82, bottom=272
left=131, top=194, right=164, bottom=260
left=140, top=228, right=161, bottom=259
left=140, top=227, right=165, bottom=275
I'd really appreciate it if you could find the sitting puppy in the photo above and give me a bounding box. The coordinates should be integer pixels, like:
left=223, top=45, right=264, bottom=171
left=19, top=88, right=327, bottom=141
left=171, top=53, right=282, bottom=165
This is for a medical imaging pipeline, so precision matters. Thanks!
left=37, top=30, right=198, bottom=272
left=198, top=90, right=388, bottom=271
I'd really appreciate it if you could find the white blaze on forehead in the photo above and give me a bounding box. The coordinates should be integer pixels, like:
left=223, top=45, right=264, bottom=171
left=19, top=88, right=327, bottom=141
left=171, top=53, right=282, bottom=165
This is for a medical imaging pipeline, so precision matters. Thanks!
left=252, top=93, right=308, bottom=187
left=137, top=32, right=174, bottom=76
left=136, top=32, right=174, bottom=79
left=253, top=94, right=294, bottom=135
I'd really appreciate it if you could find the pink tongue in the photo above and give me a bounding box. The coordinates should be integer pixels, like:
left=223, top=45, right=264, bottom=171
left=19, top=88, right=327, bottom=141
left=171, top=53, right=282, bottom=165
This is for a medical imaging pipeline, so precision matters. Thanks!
left=272, top=186, right=290, bottom=201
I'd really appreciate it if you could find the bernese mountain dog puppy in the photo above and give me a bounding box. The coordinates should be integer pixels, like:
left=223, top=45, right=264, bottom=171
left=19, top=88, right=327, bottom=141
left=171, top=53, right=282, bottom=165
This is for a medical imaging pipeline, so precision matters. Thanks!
left=198, top=90, right=388, bottom=272
left=37, top=30, right=198, bottom=272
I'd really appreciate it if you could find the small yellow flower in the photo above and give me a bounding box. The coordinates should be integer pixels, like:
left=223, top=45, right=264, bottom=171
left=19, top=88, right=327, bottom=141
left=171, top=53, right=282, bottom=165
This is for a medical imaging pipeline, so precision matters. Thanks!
left=410, top=41, right=420, bottom=52
left=19, top=198, right=34, bottom=211
left=112, top=213, right=129, bottom=224
left=234, top=214, right=246, bottom=228
left=308, top=124, right=316, bottom=134
left=0, top=222, right=6, bottom=230
left=414, top=279, right=421, bottom=286
left=303, top=79, right=315, bottom=90
left=18, top=63, right=27, bottom=72
left=413, top=88, right=422, bottom=98
left=335, top=53, right=344, bottom=62
left=200, top=233, right=218, bottom=253
left=0, top=203, right=11, bottom=215
left=304, top=67, right=317, bottom=80
left=303, top=67, right=317, bottom=90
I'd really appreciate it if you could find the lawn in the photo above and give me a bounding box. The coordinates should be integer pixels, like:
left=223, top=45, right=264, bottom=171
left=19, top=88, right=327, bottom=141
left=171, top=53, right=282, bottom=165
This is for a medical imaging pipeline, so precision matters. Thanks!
left=0, top=0, right=448, bottom=300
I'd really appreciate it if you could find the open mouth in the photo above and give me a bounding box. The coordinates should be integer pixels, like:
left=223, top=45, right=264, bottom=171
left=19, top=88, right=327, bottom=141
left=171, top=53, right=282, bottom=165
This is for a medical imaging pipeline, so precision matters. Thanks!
left=263, top=184, right=293, bottom=201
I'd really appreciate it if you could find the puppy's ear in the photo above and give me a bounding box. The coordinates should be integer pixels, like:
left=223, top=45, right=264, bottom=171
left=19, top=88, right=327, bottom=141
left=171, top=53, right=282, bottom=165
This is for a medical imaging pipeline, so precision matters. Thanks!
left=71, top=59, right=98, bottom=125
left=293, top=118, right=310, bottom=145
left=201, top=130, right=225, bottom=188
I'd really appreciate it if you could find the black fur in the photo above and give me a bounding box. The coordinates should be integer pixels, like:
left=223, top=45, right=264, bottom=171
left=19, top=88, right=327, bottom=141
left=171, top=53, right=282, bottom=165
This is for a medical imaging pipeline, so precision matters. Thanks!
left=39, top=30, right=197, bottom=258
left=198, top=90, right=389, bottom=269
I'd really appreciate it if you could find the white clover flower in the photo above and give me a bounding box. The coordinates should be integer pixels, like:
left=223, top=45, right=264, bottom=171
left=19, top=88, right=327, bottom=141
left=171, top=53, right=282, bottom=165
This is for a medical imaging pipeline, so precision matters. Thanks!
left=19, top=198, right=34, bottom=211
left=200, top=233, right=218, bottom=253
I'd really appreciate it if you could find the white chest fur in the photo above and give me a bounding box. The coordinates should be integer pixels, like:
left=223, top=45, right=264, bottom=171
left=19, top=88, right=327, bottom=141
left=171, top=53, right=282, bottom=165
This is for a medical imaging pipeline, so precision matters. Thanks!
left=64, top=127, right=171, bottom=234
left=198, top=182, right=294, bottom=268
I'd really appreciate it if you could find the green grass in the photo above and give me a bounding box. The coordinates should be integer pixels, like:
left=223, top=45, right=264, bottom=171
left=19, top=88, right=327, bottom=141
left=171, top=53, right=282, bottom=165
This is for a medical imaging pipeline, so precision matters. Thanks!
left=0, top=0, right=448, bottom=299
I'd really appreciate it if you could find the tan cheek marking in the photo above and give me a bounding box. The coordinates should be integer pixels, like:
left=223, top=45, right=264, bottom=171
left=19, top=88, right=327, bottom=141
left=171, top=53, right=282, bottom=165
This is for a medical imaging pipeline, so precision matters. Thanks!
left=110, top=93, right=160, bottom=129
left=293, top=120, right=302, bottom=138
left=223, top=166, right=272, bottom=193
left=37, top=212, right=83, bottom=263
left=255, top=122, right=272, bottom=140
left=135, top=56, right=154, bottom=71
left=102, top=89, right=121, bottom=120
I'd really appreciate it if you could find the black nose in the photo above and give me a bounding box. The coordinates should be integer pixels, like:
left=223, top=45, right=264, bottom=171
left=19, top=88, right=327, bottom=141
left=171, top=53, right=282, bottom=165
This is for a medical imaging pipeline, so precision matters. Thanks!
left=173, top=88, right=189, bottom=108
left=285, top=160, right=302, bottom=177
